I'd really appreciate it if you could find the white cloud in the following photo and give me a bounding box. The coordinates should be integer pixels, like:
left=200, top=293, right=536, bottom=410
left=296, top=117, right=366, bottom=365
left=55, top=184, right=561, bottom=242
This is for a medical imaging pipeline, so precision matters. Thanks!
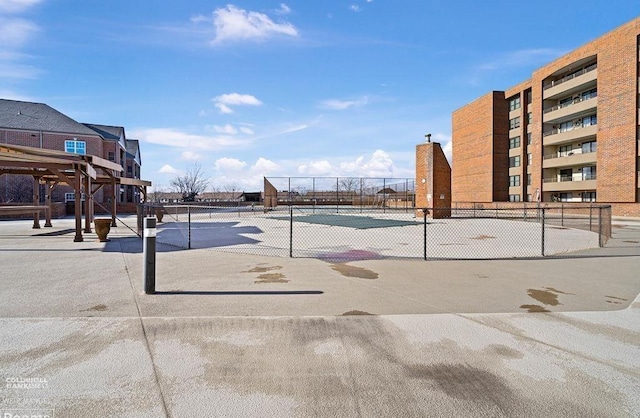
left=181, top=151, right=202, bottom=161
left=213, top=93, right=262, bottom=114
left=252, top=157, right=279, bottom=172
left=297, top=160, right=334, bottom=176
left=239, top=126, right=254, bottom=135
left=339, top=150, right=395, bottom=177
left=0, top=0, right=41, bottom=13
left=320, top=96, right=370, bottom=110
left=349, top=5, right=361, bottom=12
left=215, top=157, right=247, bottom=171
left=213, top=124, right=238, bottom=134
left=131, top=127, right=250, bottom=151
left=159, top=164, right=178, bottom=174
left=195, top=4, right=298, bottom=45
left=0, top=18, right=38, bottom=46
left=276, top=4, right=291, bottom=15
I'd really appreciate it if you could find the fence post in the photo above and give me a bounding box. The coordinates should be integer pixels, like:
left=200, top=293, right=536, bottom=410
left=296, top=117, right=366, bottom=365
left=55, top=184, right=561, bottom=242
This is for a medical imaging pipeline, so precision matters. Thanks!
left=589, top=205, right=593, bottom=231
left=187, top=205, right=191, bottom=250
left=423, top=208, right=428, bottom=261
left=143, top=217, right=156, bottom=294
left=598, top=206, right=603, bottom=247
left=289, top=205, right=293, bottom=258
left=561, top=203, right=564, bottom=227
left=541, top=208, right=546, bottom=257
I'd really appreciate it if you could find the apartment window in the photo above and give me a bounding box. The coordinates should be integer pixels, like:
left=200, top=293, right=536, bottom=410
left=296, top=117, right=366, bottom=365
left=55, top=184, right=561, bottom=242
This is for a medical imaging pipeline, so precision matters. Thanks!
left=560, top=169, right=572, bottom=182
left=582, top=166, right=597, bottom=181
left=509, top=175, right=520, bottom=187
left=527, top=174, right=531, bottom=186
left=582, top=114, right=597, bottom=127
left=509, top=96, right=521, bottom=111
left=509, top=156, right=521, bottom=168
left=582, top=192, right=596, bottom=202
left=527, top=194, right=532, bottom=202
left=64, top=192, right=85, bottom=202
left=527, top=153, right=532, bottom=166
left=64, top=139, right=86, bottom=155
left=527, top=133, right=532, bottom=145
left=509, top=136, right=521, bottom=149
left=581, top=88, right=597, bottom=101
left=559, top=96, right=573, bottom=108
left=509, top=117, right=520, bottom=130
left=108, top=151, right=115, bottom=161
left=527, top=112, right=532, bottom=125
left=526, top=91, right=532, bottom=104
left=582, top=141, right=597, bottom=153
left=559, top=145, right=572, bottom=157
left=559, top=193, right=572, bottom=202
left=509, top=194, right=521, bottom=202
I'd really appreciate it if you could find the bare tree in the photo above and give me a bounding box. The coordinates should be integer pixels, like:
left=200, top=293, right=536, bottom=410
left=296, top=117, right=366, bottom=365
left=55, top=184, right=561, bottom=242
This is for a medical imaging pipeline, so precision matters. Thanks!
left=170, top=163, right=209, bottom=202
left=148, top=185, right=165, bottom=203
left=339, top=177, right=360, bottom=198
left=6, top=175, right=33, bottom=203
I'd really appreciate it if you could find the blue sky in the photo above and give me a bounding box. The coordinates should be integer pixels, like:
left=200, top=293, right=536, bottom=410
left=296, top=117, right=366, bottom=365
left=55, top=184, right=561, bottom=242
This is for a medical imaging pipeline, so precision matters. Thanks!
left=1, top=1, right=638, bottom=192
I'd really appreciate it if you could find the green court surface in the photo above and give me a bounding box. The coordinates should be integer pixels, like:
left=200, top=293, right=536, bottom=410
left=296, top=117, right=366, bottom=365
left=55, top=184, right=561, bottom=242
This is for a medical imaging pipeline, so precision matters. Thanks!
left=275, top=214, right=421, bottom=229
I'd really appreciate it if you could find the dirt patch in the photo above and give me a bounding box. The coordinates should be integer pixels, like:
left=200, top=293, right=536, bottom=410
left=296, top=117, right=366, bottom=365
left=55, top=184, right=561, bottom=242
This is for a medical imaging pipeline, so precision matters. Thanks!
left=244, top=265, right=283, bottom=273
left=255, top=273, right=289, bottom=284
left=82, top=304, right=107, bottom=312
left=331, top=264, right=378, bottom=280
left=520, top=304, right=550, bottom=313
left=341, top=310, right=373, bottom=316
left=526, top=289, right=561, bottom=306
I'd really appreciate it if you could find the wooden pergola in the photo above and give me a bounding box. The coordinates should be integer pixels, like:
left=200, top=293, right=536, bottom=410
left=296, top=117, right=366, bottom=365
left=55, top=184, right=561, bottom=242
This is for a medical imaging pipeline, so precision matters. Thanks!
left=0, top=143, right=151, bottom=242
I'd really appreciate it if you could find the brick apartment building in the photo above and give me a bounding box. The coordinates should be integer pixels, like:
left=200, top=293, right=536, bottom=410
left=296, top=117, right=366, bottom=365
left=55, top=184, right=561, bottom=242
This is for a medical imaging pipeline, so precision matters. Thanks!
left=0, top=99, right=142, bottom=206
left=451, top=17, right=640, bottom=216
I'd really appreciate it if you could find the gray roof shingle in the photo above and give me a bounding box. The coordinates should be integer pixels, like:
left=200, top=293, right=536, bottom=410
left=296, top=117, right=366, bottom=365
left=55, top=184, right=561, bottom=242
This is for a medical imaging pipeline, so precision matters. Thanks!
left=0, top=99, right=100, bottom=137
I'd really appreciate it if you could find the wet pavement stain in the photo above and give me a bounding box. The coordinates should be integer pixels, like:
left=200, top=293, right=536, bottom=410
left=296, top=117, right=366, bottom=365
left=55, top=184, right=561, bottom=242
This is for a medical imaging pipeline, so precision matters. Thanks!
left=341, top=310, right=373, bottom=316
left=526, top=288, right=569, bottom=306
left=519, top=304, right=550, bottom=313
left=470, top=235, right=496, bottom=240
left=605, top=295, right=628, bottom=301
left=82, top=304, right=107, bottom=312
left=244, top=265, right=283, bottom=273
left=254, top=273, right=289, bottom=284
left=331, top=263, right=379, bottom=280
left=544, top=287, right=574, bottom=295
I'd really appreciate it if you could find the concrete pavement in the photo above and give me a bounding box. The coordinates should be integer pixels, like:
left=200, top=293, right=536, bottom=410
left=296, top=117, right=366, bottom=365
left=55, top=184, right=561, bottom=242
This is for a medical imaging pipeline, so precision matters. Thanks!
left=0, top=217, right=638, bottom=417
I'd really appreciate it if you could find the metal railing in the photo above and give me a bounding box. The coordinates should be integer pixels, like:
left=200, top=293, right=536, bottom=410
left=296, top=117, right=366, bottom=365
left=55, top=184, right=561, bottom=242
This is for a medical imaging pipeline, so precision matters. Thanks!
left=543, top=63, right=597, bottom=90
left=137, top=203, right=612, bottom=260
left=543, top=91, right=597, bottom=113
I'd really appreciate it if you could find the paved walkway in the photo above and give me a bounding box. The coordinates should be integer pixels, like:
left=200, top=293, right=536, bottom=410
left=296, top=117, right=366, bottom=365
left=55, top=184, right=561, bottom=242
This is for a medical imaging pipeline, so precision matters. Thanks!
left=0, top=217, right=638, bottom=417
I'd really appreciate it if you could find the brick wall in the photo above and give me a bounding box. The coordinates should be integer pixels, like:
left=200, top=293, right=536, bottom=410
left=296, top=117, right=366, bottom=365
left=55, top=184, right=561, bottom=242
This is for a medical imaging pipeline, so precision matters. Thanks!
left=416, top=142, right=451, bottom=218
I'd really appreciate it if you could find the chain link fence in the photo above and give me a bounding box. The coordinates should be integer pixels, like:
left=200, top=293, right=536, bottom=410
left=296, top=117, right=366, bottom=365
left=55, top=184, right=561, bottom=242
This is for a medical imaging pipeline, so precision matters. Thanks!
left=138, top=203, right=612, bottom=260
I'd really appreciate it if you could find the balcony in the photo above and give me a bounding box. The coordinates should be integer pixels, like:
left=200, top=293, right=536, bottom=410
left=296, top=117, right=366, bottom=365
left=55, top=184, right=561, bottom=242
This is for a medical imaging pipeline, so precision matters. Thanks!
left=542, top=177, right=597, bottom=192
left=542, top=150, right=597, bottom=169
left=543, top=64, right=597, bottom=100
left=543, top=95, right=597, bottom=124
left=543, top=124, right=597, bottom=146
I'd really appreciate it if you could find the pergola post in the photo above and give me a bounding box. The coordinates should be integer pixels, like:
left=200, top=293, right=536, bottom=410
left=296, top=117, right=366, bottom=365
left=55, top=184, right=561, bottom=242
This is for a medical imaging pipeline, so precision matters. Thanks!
left=111, top=178, right=117, bottom=227
left=83, top=174, right=92, bottom=233
left=32, top=176, right=41, bottom=229
left=73, top=166, right=83, bottom=242
left=44, top=180, right=53, bottom=227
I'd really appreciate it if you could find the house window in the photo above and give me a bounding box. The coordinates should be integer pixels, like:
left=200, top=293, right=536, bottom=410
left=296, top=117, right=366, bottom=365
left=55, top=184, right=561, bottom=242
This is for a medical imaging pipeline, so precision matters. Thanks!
left=509, top=194, right=521, bottom=202
left=509, top=175, right=520, bottom=187
left=582, top=166, right=596, bottom=181
left=509, top=117, right=520, bottom=130
left=582, top=192, right=596, bottom=202
left=509, top=137, right=521, bottom=149
left=509, top=156, right=521, bottom=168
left=65, top=139, right=86, bottom=155
left=509, top=96, right=521, bottom=111
left=108, top=152, right=115, bottom=161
